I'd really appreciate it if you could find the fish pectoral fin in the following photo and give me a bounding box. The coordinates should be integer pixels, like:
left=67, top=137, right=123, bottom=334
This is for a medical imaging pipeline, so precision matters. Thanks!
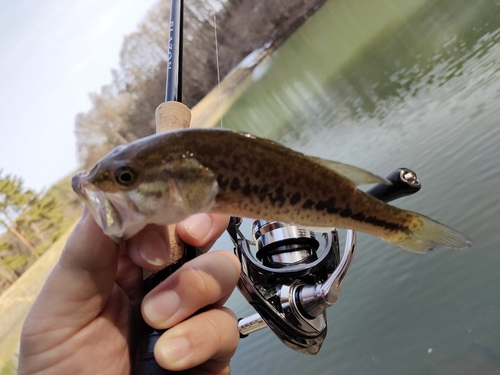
left=166, top=158, right=219, bottom=214
left=308, top=156, right=390, bottom=186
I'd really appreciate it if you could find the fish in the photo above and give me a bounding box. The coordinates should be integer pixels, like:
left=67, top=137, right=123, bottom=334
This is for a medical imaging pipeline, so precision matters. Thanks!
left=72, top=128, right=472, bottom=253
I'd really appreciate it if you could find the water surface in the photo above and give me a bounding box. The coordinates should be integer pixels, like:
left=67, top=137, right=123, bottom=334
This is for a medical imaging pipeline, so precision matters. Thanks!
left=219, top=0, right=500, bottom=373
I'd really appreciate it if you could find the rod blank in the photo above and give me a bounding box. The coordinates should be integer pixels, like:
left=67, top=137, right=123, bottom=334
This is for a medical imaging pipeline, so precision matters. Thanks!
left=165, top=0, right=183, bottom=102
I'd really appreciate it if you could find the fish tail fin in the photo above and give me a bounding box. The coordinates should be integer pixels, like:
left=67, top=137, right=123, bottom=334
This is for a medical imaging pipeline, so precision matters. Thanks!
left=388, top=215, right=473, bottom=253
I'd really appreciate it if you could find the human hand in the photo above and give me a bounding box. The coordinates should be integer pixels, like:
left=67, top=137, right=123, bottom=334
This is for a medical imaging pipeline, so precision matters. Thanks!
left=19, top=208, right=241, bottom=375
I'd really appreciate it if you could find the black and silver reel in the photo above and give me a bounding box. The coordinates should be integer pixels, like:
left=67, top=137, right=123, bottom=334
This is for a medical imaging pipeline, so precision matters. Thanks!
left=228, top=168, right=421, bottom=355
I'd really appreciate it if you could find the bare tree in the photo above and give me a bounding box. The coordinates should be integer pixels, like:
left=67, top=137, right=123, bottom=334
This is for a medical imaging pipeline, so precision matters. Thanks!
left=74, top=0, right=327, bottom=166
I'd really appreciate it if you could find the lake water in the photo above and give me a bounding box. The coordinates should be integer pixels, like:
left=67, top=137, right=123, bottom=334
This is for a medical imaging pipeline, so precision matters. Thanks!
left=217, top=0, right=500, bottom=374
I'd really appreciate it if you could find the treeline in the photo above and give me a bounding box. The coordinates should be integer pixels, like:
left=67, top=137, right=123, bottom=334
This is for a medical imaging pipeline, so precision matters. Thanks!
left=75, top=0, right=326, bottom=167
left=0, top=170, right=81, bottom=292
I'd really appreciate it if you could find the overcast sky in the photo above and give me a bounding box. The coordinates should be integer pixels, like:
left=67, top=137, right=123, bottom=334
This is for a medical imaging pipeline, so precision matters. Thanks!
left=0, top=0, right=159, bottom=192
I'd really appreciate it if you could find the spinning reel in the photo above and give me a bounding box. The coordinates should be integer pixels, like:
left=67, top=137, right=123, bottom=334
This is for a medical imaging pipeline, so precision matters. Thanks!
left=228, top=168, right=421, bottom=354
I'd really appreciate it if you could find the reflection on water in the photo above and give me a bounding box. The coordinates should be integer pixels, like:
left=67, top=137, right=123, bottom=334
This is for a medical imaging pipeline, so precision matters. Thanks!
left=221, top=0, right=500, bottom=374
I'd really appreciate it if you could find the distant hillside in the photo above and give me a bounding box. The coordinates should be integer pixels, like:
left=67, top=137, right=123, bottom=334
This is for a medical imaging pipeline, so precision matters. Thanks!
left=0, top=173, right=81, bottom=294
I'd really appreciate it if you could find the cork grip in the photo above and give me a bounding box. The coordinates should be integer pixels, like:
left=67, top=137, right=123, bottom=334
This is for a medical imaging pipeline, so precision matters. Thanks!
left=155, top=101, right=192, bottom=265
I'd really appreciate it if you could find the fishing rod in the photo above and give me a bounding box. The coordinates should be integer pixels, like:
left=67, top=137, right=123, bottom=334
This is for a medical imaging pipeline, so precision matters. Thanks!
left=133, top=1, right=424, bottom=371
left=134, top=1, right=200, bottom=373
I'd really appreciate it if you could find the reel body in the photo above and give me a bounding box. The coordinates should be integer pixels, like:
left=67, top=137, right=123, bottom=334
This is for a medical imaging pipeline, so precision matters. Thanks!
left=229, top=219, right=342, bottom=354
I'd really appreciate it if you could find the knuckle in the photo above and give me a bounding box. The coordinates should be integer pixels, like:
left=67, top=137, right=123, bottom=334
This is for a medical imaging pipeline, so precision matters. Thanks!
left=182, top=263, right=220, bottom=303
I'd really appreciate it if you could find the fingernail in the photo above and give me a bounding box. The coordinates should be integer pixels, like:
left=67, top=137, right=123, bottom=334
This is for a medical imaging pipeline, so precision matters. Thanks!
left=143, top=289, right=181, bottom=326
left=159, top=336, right=191, bottom=366
left=139, top=230, right=169, bottom=266
left=182, top=214, right=212, bottom=240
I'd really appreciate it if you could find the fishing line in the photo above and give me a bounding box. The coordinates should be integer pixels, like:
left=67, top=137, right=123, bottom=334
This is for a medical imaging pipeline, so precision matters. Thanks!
left=214, top=14, right=223, bottom=128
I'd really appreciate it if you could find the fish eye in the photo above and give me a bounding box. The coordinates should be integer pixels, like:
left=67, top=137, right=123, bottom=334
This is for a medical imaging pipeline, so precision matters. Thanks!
left=115, top=167, right=136, bottom=186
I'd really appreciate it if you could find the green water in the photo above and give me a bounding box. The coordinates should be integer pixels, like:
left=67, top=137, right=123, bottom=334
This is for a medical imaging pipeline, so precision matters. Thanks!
left=220, top=0, right=500, bottom=374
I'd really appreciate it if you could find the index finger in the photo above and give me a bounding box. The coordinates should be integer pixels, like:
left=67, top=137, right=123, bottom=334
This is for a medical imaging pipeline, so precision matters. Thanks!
left=176, top=213, right=230, bottom=251
left=127, top=214, right=230, bottom=270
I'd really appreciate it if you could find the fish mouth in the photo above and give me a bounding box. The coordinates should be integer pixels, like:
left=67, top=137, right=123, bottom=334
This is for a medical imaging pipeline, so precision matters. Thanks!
left=72, top=172, right=90, bottom=200
left=71, top=163, right=100, bottom=195
left=72, top=171, right=137, bottom=242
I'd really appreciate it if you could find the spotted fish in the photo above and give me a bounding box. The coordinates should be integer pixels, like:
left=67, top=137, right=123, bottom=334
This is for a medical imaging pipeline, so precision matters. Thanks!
left=72, top=128, right=472, bottom=253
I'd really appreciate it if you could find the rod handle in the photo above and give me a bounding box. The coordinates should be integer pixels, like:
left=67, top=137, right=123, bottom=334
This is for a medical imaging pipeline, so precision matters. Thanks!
left=155, top=101, right=191, bottom=133
left=154, top=101, right=192, bottom=265
left=134, top=101, right=192, bottom=375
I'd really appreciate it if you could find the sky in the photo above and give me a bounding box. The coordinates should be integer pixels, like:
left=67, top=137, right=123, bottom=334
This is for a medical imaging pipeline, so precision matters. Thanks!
left=0, top=0, right=159, bottom=192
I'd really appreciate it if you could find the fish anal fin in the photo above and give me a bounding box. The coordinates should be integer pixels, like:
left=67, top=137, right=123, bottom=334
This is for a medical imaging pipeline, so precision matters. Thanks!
left=308, top=156, right=389, bottom=186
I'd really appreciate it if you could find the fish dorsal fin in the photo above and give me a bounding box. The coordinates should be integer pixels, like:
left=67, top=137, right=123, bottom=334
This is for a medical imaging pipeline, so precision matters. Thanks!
left=308, top=156, right=389, bottom=186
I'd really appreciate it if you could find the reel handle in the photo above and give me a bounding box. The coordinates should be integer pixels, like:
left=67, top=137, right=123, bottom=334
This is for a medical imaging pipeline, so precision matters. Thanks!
left=367, top=167, right=421, bottom=202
